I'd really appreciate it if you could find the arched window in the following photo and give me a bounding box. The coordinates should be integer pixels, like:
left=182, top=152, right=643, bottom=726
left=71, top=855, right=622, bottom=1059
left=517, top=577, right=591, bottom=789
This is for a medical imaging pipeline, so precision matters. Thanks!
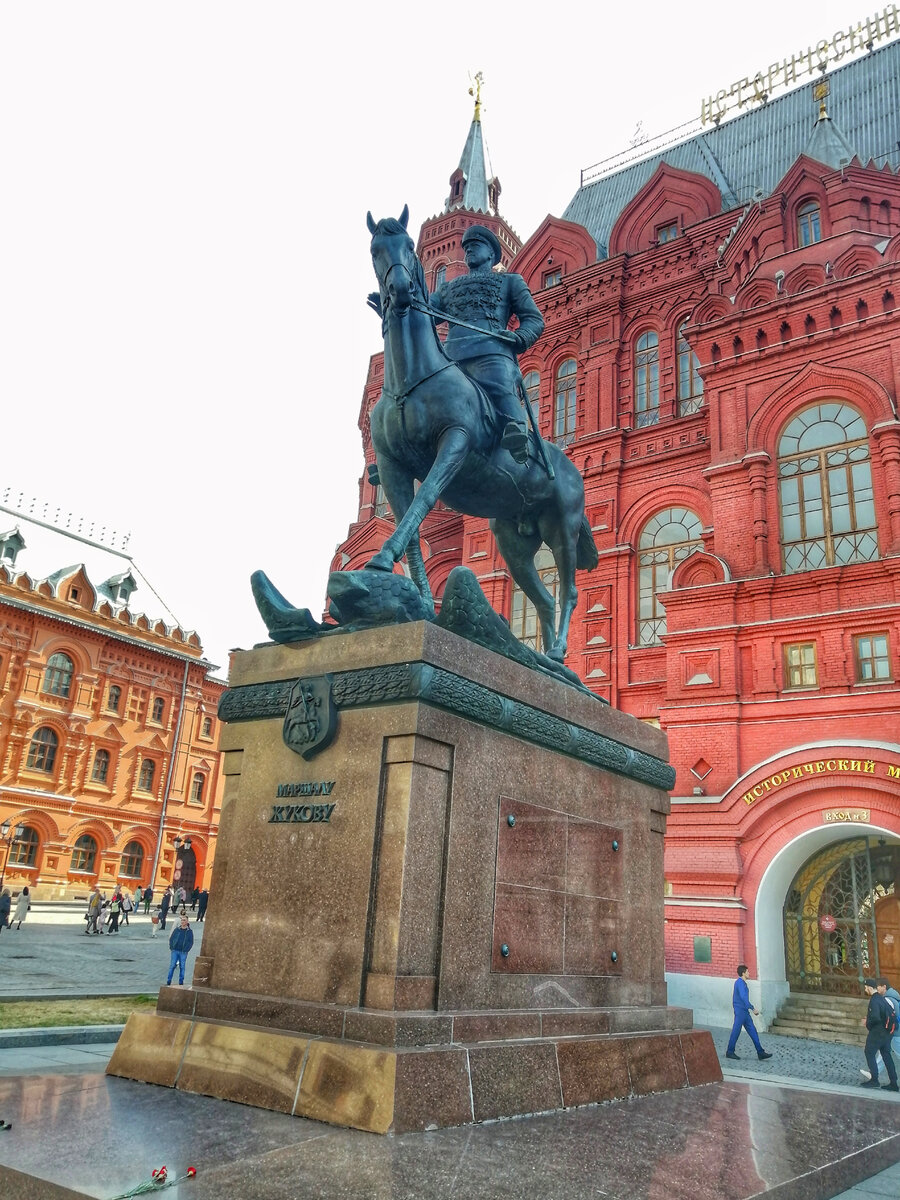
left=70, top=834, right=97, bottom=874
left=107, top=685, right=121, bottom=713
left=190, top=772, right=205, bottom=803
left=554, top=359, right=577, bottom=446
left=510, top=546, right=560, bottom=651
left=9, top=825, right=39, bottom=867
left=523, top=370, right=540, bottom=409
left=374, top=484, right=392, bottom=521
left=138, top=759, right=156, bottom=792
left=151, top=696, right=165, bottom=723
left=26, top=727, right=58, bottom=773
left=201, top=716, right=213, bottom=738
left=637, top=508, right=704, bottom=645
left=91, top=748, right=111, bottom=784
left=635, top=332, right=659, bottom=426
left=677, top=323, right=703, bottom=415
left=778, top=402, right=877, bottom=573
left=434, top=264, right=446, bottom=290
left=43, top=653, right=74, bottom=698
left=797, top=201, right=822, bottom=247
left=119, top=840, right=144, bottom=878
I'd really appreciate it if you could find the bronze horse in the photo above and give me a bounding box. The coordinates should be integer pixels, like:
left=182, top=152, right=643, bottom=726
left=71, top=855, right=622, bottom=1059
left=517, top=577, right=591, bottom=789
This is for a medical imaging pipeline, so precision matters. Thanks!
left=365, top=207, right=597, bottom=661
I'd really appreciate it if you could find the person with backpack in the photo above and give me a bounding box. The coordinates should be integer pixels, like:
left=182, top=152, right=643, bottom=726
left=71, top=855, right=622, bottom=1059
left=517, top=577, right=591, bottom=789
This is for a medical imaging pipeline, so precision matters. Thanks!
left=862, top=976, right=900, bottom=1082
left=860, top=977, right=898, bottom=1090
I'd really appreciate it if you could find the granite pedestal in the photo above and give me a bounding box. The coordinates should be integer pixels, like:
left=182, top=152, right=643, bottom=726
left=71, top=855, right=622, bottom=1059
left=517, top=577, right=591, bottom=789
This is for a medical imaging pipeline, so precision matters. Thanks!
left=109, top=622, right=720, bottom=1130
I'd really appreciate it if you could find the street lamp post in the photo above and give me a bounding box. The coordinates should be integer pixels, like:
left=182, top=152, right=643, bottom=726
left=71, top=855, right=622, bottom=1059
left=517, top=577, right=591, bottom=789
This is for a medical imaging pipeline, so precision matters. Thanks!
left=0, top=820, right=25, bottom=892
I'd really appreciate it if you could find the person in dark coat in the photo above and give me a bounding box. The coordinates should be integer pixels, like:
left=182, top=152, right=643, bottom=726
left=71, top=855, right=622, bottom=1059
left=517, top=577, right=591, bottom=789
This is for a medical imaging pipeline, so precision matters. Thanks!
left=860, top=978, right=899, bottom=1090
left=0, top=888, right=10, bottom=932
left=196, top=889, right=209, bottom=922
left=725, top=964, right=772, bottom=1061
left=143, top=886, right=153, bottom=914
left=158, top=886, right=172, bottom=931
left=166, top=914, right=195, bottom=986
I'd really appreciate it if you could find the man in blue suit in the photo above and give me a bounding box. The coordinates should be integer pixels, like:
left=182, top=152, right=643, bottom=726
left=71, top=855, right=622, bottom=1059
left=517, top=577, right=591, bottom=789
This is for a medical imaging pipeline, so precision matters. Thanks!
left=726, top=964, right=773, bottom=1061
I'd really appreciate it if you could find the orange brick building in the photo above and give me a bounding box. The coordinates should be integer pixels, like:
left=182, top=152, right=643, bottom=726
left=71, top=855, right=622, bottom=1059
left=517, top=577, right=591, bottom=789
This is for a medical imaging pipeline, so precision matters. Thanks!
left=0, top=495, right=224, bottom=901
left=336, top=39, right=900, bottom=1025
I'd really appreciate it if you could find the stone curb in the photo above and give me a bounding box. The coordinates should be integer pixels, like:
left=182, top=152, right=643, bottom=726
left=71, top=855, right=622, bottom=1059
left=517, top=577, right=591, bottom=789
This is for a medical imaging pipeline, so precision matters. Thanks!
left=0, top=1024, right=124, bottom=1049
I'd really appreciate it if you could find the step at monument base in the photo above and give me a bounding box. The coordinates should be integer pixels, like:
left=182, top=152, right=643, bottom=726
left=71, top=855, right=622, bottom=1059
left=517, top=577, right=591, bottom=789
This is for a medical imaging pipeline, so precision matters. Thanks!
left=108, top=1007, right=720, bottom=1134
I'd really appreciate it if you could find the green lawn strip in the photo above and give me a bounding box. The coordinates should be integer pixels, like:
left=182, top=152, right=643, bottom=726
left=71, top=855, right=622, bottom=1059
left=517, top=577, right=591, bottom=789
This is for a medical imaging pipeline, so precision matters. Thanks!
left=0, top=995, right=158, bottom=1029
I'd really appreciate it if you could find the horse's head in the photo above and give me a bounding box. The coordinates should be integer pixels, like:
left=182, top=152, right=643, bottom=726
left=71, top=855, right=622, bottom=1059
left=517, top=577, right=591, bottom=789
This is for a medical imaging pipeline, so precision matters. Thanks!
left=367, top=205, right=425, bottom=316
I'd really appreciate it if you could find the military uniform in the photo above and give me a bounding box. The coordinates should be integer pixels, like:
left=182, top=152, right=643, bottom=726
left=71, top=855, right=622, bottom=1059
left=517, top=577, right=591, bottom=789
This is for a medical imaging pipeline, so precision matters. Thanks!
left=429, top=226, right=544, bottom=461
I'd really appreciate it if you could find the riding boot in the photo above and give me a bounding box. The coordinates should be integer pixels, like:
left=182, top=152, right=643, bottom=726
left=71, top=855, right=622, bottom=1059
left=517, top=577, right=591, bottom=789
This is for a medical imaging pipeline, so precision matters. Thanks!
left=500, top=420, right=529, bottom=464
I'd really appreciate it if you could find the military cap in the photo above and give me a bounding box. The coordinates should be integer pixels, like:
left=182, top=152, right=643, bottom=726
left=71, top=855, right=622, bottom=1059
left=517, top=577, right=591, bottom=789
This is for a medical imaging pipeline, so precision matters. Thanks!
left=462, top=224, right=503, bottom=266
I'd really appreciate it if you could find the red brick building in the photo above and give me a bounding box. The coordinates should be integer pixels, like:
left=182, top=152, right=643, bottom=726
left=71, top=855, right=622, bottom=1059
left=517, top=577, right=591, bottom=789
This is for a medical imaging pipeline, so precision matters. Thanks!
left=0, top=495, right=224, bottom=901
left=336, top=41, right=900, bottom=1025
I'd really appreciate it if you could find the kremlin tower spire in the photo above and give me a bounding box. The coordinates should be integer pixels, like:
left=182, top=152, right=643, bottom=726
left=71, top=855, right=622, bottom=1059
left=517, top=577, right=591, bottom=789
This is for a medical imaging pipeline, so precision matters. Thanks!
left=417, top=73, right=522, bottom=291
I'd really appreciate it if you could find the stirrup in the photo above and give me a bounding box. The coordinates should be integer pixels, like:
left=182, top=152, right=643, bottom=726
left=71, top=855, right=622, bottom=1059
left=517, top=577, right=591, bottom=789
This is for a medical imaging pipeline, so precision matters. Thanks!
left=500, top=421, right=529, bottom=464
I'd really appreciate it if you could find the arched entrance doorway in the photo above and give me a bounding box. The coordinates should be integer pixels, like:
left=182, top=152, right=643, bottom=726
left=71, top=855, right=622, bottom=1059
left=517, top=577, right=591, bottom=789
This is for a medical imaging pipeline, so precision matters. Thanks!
left=784, top=836, right=900, bottom=995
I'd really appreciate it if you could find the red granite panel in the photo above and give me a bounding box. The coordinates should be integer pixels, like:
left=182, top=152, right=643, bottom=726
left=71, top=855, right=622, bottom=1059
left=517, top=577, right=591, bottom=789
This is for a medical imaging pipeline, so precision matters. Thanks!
left=468, top=1043, right=563, bottom=1122
left=566, top=820, right=623, bottom=898
left=540, top=1010, right=611, bottom=1038
left=625, top=1034, right=688, bottom=1096
left=491, top=883, right=565, bottom=973
left=556, top=1038, right=631, bottom=1106
left=680, top=1031, right=723, bottom=1085
left=391, top=1047, right=474, bottom=1132
left=496, top=798, right=567, bottom=892
left=452, top=1012, right=542, bottom=1043
left=192, top=990, right=345, bottom=1038
left=342, top=1011, right=453, bottom=1047
left=564, top=895, right=621, bottom=975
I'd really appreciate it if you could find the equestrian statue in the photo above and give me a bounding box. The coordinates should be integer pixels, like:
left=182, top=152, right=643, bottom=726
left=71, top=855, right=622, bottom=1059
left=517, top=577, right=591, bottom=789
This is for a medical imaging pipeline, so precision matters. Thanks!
left=252, top=207, right=598, bottom=676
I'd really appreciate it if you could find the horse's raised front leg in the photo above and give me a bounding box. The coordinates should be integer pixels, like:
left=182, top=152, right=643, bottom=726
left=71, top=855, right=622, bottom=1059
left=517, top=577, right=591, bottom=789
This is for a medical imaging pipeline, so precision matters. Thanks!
left=367, top=426, right=470, bottom=573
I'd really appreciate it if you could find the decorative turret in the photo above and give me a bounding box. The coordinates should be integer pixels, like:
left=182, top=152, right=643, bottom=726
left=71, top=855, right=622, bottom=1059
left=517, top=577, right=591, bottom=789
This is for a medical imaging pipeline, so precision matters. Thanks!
left=417, top=74, right=522, bottom=291
left=802, top=79, right=857, bottom=170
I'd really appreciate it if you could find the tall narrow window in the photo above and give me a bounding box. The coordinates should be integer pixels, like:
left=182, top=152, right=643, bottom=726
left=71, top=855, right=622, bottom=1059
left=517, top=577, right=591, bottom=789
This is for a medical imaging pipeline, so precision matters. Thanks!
left=778, top=402, right=877, bottom=573
left=138, top=759, right=156, bottom=792
left=201, top=716, right=213, bottom=738
left=9, top=825, right=38, bottom=867
left=71, top=834, right=97, bottom=874
left=26, top=727, right=58, bottom=773
left=151, top=696, right=165, bottom=723
left=784, top=642, right=818, bottom=689
left=635, top=332, right=659, bottom=426
left=120, top=841, right=144, bottom=878
left=509, top=547, right=560, bottom=651
left=797, top=201, right=822, bottom=247
left=434, top=264, right=446, bottom=289
left=43, top=653, right=73, bottom=698
left=374, top=484, right=392, bottom=521
left=523, top=370, right=540, bottom=410
left=190, top=772, right=205, bottom=803
left=677, top=322, right=704, bottom=415
left=637, top=508, right=703, bottom=645
left=554, top=359, right=577, bottom=446
left=107, top=685, right=121, bottom=713
left=91, top=748, right=111, bottom=783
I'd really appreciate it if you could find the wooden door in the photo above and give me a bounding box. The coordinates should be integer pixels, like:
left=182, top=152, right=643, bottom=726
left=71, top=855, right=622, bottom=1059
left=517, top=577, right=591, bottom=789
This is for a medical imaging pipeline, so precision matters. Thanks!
left=875, top=896, right=900, bottom=978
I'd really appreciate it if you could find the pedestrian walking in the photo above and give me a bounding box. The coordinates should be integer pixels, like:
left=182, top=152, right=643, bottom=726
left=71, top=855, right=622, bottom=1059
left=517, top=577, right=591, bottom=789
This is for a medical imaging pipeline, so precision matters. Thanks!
left=0, top=888, right=11, bottom=932
left=134, top=885, right=143, bottom=911
left=108, top=892, right=121, bottom=934
left=860, top=977, right=899, bottom=1090
left=197, top=889, right=208, bottom=922
left=143, top=886, right=154, bottom=915
left=13, top=886, right=30, bottom=930
left=190, top=886, right=199, bottom=911
left=166, top=914, right=195, bottom=986
left=85, top=886, right=102, bottom=935
left=158, top=887, right=172, bottom=931
left=121, top=890, right=133, bottom=926
left=725, top=964, right=773, bottom=1061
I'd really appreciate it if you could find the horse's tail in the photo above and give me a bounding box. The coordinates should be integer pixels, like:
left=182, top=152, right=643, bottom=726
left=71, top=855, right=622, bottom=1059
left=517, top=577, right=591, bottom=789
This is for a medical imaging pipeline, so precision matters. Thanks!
left=576, top=515, right=599, bottom=572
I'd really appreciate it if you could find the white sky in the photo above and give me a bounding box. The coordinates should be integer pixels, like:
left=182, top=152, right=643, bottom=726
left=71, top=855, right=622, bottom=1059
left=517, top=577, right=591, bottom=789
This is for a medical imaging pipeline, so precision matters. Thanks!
left=0, top=1, right=862, bottom=673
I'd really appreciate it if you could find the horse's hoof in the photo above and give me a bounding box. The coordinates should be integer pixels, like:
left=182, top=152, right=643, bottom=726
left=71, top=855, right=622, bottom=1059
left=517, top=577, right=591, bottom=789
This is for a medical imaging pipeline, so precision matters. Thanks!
left=365, top=551, right=395, bottom=573
left=547, top=646, right=566, bottom=663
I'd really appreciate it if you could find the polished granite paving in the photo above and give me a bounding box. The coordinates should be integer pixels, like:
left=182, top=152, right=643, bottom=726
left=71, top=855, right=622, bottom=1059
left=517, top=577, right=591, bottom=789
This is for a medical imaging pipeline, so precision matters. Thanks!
left=1, top=1066, right=899, bottom=1200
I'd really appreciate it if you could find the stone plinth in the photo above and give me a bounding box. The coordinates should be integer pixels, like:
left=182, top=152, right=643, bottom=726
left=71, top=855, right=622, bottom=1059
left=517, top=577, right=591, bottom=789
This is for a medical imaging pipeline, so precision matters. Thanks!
left=109, top=622, right=720, bottom=1131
